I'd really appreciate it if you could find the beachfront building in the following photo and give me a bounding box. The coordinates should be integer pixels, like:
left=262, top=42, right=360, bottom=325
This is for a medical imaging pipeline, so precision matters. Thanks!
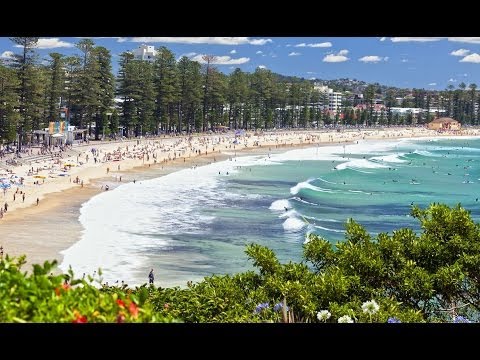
left=328, top=91, right=342, bottom=114
left=427, top=117, right=461, bottom=131
left=313, top=83, right=343, bottom=115
left=132, top=45, right=156, bottom=62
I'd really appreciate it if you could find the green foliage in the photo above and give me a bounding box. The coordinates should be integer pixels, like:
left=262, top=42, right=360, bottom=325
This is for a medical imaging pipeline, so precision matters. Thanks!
left=0, top=255, right=175, bottom=323
left=3, top=203, right=480, bottom=323
left=143, top=203, right=480, bottom=323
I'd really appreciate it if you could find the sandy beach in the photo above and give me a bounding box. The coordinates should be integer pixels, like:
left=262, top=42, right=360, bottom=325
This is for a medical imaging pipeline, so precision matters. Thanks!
left=1, top=126, right=479, bottom=270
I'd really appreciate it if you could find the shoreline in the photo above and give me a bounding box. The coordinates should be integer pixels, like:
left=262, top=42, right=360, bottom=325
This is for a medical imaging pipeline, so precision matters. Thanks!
left=1, top=127, right=479, bottom=271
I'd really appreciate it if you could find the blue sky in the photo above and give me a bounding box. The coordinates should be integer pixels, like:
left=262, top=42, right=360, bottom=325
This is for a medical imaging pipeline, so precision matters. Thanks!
left=1, top=37, right=480, bottom=90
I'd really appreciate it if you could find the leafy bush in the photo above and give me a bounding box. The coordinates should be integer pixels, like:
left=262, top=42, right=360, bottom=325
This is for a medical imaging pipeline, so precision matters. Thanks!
left=2, top=203, right=479, bottom=323
left=0, top=256, right=176, bottom=323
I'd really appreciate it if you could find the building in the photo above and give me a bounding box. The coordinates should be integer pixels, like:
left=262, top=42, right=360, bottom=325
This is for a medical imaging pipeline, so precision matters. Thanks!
left=427, top=117, right=461, bottom=131
left=312, top=83, right=342, bottom=114
left=132, top=45, right=156, bottom=62
left=328, top=90, right=342, bottom=114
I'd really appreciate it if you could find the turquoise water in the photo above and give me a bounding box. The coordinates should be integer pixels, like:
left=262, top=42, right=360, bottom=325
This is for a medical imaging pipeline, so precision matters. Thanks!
left=60, top=136, right=480, bottom=287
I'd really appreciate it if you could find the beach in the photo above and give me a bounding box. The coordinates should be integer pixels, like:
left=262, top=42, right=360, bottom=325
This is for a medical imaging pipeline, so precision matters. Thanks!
left=1, top=126, right=479, bottom=273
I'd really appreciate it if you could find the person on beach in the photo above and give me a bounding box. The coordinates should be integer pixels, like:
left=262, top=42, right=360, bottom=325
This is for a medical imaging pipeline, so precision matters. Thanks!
left=36, top=198, right=39, bottom=206
left=4, top=202, right=7, bottom=212
left=148, top=268, right=154, bottom=285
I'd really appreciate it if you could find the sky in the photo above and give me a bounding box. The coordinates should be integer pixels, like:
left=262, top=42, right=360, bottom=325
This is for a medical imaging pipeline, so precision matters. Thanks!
left=1, top=37, right=480, bottom=90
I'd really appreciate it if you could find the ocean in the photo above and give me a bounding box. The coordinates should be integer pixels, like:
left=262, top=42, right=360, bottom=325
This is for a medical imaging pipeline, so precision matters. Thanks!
left=59, top=136, right=480, bottom=287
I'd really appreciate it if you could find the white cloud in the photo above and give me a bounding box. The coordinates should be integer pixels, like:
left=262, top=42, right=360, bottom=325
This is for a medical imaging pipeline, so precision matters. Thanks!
left=384, top=56, right=389, bottom=61
left=323, top=49, right=349, bottom=63
left=286, top=44, right=292, bottom=47
left=37, top=38, right=74, bottom=49
left=178, top=52, right=197, bottom=59
left=256, top=51, right=263, bottom=54
left=449, top=78, right=457, bottom=82
left=295, top=42, right=332, bottom=48
left=13, top=38, right=74, bottom=49
left=448, top=37, right=480, bottom=44
left=288, top=52, right=301, bottom=56
left=380, top=37, right=386, bottom=41
left=401, top=59, right=408, bottom=63
left=128, top=37, right=272, bottom=45
left=230, top=49, right=236, bottom=54
left=460, top=53, right=480, bottom=63
left=391, top=37, right=443, bottom=42
left=429, top=83, right=437, bottom=86
left=117, top=37, right=127, bottom=43
left=450, top=49, right=471, bottom=56
left=378, top=37, right=480, bottom=45
left=250, top=39, right=272, bottom=45
left=358, top=55, right=388, bottom=63
left=191, top=54, right=250, bottom=65
left=258, top=65, right=267, bottom=69
left=295, top=41, right=333, bottom=48
left=0, top=51, right=15, bottom=60
left=306, top=71, right=316, bottom=74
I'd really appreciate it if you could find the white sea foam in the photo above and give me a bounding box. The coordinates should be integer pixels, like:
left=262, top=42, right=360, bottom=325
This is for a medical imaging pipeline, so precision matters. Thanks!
left=412, top=150, right=435, bottom=157
left=314, top=225, right=346, bottom=233
left=290, top=180, right=335, bottom=195
left=269, top=199, right=291, bottom=211
left=303, top=215, right=340, bottom=223
left=60, top=153, right=272, bottom=285
left=279, top=209, right=298, bottom=219
left=317, top=177, right=337, bottom=185
left=369, top=153, right=407, bottom=163
left=282, top=217, right=306, bottom=231
left=292, top=197, right=318, bottom=206
left=335, top=159, right=388, bottom=170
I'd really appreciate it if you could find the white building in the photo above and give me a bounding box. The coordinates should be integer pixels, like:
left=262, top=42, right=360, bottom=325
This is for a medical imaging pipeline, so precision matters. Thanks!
left=313, top=83, right=342, bottom=114
left=390, top=107, right=423, bottom=115
left=328, top=90, right=342, bottom=113
left=132, top=44, right=156, bottom=62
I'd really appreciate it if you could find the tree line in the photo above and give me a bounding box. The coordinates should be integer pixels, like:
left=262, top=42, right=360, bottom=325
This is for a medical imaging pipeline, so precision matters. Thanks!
left=1, top=37, right=479, bottom=145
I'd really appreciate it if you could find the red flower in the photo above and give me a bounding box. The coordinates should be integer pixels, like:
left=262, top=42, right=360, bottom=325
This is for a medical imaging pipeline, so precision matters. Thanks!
left=55, top=283, right=71, bottom=297
left=128, top=301, right=139, bottom=318
left=72, top=311, right=88, bottom=323
left=116, top=313, right=126, bottom=323
left=116, top=299, right=126, bottom=308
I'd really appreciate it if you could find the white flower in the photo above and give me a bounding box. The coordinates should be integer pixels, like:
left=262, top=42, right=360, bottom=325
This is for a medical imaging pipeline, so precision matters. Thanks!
left=361, top=300, right=380, bottom=315
left=317, top=310, right=331, bottom=321
left=338, top=315, right=354, bottom=323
